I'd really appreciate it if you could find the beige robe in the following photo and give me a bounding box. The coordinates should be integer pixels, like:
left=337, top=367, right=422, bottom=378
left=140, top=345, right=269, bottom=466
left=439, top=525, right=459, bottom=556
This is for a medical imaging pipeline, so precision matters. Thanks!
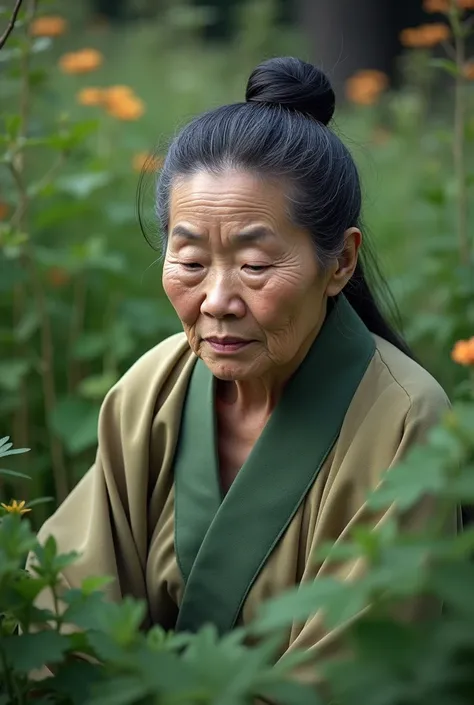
left=28, top=296, right=453, bottom=679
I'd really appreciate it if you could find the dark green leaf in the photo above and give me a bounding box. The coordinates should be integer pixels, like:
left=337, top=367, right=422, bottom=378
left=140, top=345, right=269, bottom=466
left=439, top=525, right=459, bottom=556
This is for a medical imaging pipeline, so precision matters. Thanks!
left=0, top=468, right=31, bottom=480
left=2, top=631, right=68, bottom=672
left=49, top=396, right=100, bottom=454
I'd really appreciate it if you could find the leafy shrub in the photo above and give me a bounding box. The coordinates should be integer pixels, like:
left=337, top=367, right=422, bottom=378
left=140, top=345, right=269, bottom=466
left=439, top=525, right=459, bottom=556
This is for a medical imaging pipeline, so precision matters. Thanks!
left=0, top=348, right=473, bottom=704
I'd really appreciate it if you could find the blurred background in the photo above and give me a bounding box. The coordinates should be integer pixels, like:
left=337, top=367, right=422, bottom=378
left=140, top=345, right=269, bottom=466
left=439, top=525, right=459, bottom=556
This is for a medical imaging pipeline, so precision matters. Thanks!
left=0, top=0, right=473, bottom=524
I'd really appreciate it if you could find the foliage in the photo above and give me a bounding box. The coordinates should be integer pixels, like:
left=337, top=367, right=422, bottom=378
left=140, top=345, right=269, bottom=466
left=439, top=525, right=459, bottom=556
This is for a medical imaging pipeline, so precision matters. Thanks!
left=0, top=351, right=473, bottom=704
left=0, top=0, right=296, bottom=522
left=1, top=1, right=474, bottom=702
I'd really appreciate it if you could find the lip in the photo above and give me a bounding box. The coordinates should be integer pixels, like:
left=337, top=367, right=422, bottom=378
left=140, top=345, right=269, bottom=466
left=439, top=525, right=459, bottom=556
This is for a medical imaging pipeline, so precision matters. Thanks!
left=204, top=337, right=253, bottom=354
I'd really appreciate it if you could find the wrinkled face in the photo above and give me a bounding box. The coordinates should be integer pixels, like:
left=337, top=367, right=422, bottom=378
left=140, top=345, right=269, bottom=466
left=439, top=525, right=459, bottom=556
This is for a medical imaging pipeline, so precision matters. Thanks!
left=162, top=170, right=334, bottom=381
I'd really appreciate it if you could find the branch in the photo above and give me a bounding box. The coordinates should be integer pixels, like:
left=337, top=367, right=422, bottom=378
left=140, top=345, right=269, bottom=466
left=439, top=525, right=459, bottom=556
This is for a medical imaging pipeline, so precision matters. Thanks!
left=0, top=0, right=24, bottom=51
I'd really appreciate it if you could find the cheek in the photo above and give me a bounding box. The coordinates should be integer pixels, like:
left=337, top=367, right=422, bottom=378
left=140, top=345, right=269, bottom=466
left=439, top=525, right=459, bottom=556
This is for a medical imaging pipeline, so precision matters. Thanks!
left=250, top=270, right=319, bottom=329
left=162, top=265, right=201, bottom=325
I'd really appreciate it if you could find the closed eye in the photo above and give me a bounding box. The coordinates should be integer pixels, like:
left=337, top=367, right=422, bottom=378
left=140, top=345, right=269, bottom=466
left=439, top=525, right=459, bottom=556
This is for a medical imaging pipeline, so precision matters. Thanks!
left=181, top=262, right=203, bottom=271
left=243, top=264, right=270, bottom=273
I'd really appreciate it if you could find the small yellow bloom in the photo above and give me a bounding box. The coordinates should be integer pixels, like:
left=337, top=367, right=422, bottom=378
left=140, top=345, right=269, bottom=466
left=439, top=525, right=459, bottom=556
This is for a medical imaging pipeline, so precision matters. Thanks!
left=30, top=15, right=68, bottom=37
left=1, top=500, right=31, bottom=515
left=59, top=49, right=103, bottom=75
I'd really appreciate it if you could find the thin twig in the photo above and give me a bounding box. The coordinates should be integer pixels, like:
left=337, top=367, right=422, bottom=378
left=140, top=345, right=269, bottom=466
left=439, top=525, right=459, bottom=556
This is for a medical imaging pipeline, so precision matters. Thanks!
left=0, top=0, right=24, bottom=51
left=452, top=15, right=470, bottom=266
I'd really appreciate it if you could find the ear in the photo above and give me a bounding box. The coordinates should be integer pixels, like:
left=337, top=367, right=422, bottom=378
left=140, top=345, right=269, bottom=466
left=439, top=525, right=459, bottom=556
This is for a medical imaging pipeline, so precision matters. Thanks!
left=326, top=228, right=362, bottom=297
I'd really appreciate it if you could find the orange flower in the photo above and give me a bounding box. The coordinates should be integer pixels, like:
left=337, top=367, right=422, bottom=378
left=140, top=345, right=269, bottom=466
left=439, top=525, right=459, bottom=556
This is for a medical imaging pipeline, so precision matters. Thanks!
left=0, top=202, right=9, bottom=220
left=423, top=0, right=450, bottom=12
left=464, top=61, right=474, bottom=79
left=105, top=94, right=145, bottom=121
left=345, top=70, right=389, bottom=106
left=76, top=87, right=106, bottom=106
left=400, top=23, right=451, bottom=48
left=30, top=15, right=67, bottom=37
left=47, top=267, right=70, bottom=288
left=451, top=337, right=474, bottom=366
left=59, top=49, right=103, bottom=74
left=424, top=0, right=474, bottom=11
left=132, top=152, right=164, bottom=172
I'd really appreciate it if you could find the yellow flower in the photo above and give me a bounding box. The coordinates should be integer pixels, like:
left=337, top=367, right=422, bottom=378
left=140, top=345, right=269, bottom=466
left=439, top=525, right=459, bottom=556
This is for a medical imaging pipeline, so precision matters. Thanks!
left=345, top=70, right=389, bottom=106
left=30, top=15, right=68, bottom=37
left=76, top=87, right=106, bottom=106
left=400, top=23, right=451, bottom=48
left=132, top=152, right=164, bottom=172
left=1, top=500, right=31, bottom=515
left=451, top=337, right=474, bottom=366
left=58, top=49, right=103, bottom=75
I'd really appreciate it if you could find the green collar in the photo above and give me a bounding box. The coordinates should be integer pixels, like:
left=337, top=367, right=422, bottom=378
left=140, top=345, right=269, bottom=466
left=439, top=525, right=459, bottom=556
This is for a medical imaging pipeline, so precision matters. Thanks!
left=174, top=295, right=375, bottom=634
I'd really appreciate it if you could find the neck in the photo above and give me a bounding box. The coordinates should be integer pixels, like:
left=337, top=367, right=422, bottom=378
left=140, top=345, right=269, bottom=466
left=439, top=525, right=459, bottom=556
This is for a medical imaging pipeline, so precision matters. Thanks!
left=217, top=302, right=329, bottom=418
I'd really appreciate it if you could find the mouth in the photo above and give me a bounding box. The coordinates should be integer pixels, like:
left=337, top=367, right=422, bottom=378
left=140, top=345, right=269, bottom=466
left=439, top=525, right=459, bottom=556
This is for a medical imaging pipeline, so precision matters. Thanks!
left=204, top=337, right=253, bottom=353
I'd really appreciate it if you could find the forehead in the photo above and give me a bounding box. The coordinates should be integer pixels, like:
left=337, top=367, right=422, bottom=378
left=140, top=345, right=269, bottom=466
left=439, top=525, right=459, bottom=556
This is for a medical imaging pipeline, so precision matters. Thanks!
left=169, top=170, right=287, bottom=225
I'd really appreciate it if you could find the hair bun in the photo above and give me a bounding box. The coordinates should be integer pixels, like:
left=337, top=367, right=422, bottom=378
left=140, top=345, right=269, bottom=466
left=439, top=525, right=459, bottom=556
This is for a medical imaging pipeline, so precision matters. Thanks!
left=245, top=57, right=335, bottom=126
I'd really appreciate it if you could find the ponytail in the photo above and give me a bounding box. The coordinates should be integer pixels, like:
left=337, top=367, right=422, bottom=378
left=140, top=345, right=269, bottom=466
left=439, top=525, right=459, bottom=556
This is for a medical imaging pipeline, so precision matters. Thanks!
left=344, top=255, right=414, bottom=360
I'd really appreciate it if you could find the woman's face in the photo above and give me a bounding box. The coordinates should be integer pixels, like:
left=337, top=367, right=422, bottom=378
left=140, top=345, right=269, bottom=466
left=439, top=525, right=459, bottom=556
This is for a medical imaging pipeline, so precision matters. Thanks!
left=163, top=170, right=338, bottom=382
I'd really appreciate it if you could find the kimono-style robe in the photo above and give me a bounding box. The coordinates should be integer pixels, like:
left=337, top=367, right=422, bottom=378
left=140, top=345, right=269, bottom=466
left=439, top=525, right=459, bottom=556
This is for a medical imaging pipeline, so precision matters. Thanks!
left=29, top=296, right=453, bottom=675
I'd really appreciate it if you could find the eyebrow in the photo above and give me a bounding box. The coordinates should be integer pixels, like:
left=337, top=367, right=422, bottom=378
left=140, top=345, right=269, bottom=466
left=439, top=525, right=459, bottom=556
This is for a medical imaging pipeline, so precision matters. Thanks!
left=170, top=225, right=274, bottom=243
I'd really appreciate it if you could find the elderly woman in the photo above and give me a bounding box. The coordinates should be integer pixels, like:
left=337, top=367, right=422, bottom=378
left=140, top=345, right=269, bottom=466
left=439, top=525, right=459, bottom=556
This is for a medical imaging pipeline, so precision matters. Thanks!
left=32, top=57, right=450, bottom=669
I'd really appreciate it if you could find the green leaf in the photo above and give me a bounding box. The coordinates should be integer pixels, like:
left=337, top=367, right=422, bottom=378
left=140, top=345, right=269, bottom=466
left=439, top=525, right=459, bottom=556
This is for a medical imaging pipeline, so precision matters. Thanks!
left=253, top=578, right=367, bottom=635
left=429, top=58, right=460, bottom=77
left=430, top=562, right=474, bottom=616
left=49, top=396, right=100, bottom=454
left=0, top=358, right=30, bottom=391
left=368, top=445, right=449, bottom=510
left=2, top=631, right=68, bottom=672
left=0, top=436, right=29, bottom=457
left=0, top=467, right=31, bottom=480
left=81, top=575, right=115, bottom=595
left=26, top=496, right=54, bottom=508
left=259, top=680, right=324, bottom=705
left=97, top=597, right=147, bottom=646
left=31, top=37, right=52, bottom=54
left=86, top=676, right=148, bottom=705
left=77, top=372, right=118, bottom=401
left=56, top=172, right=111, bottom=199
left=50, top=659, right=102, bottom=705
left=73, top=332, right=108, bottom=360
left=15, top=307, right=40, bottom=342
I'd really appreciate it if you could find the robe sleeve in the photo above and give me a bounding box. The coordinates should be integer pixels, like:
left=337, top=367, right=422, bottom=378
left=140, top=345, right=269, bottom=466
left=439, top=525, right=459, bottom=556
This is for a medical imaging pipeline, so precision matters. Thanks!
left=26, top=383, right=148, bottom=615
left=26, top=334, right=190, bottom=627
left=281, top=389, right=456, bottom=683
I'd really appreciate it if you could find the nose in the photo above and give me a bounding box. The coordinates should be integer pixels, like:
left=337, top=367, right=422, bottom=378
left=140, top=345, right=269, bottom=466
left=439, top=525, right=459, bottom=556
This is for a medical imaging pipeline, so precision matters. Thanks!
left=200, top=270, right=246, bottom=319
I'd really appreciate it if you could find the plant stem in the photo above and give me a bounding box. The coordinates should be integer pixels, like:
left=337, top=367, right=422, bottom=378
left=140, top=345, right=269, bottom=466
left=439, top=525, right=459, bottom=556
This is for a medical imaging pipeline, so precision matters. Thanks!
left=0, top=0, right=24, bottom=50
left=68, top=274, right=87, bottom=393
left=0, top=646, right=15, bottom=703
left=9, top=0, right=69, bottom=502
left=452, top=10, right=470, bottom=266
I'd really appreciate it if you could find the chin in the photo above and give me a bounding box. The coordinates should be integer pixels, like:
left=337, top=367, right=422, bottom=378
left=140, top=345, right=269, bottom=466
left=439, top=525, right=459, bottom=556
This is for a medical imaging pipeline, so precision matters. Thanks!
left=204, top=358, right=257, bottom=382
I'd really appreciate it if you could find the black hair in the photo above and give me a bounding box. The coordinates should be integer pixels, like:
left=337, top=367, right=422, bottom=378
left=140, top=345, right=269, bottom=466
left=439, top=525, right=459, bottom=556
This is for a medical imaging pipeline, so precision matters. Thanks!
left=139, top=56, right=412, bottom=357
